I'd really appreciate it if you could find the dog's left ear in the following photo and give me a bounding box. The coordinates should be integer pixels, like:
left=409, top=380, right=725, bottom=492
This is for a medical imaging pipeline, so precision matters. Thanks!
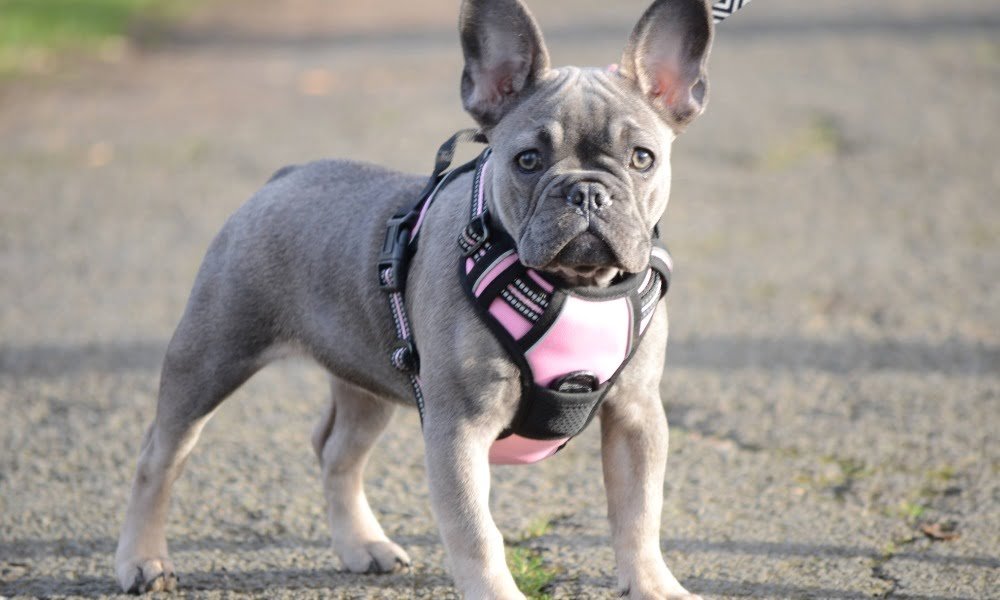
left=620, top=0, right=714, bottom=130
left=459, top=0, right=551, bottom=129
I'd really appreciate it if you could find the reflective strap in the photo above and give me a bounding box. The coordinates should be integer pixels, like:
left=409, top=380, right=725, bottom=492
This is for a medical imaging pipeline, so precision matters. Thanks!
left=471, top=154, right=492, bottom=219
left=380, top=130, right=488, bottom=426
left=382, top=282, right=425, bottom=422
left=412, top=158, right=477, bottom=241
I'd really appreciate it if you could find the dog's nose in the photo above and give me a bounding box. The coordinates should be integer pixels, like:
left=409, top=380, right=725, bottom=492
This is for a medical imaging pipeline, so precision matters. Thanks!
left=566, top=181, right=611, bottom=212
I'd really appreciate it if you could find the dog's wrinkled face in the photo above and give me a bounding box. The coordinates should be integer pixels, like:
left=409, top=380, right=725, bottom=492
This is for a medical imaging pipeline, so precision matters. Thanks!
left=460, top=0, right=713, bottom=286
left=488, top=67, right=675, bottom=285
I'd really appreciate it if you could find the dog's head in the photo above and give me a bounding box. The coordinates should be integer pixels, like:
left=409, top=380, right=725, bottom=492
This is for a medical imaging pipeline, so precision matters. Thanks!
left=460, top=0, right=713, bottom=286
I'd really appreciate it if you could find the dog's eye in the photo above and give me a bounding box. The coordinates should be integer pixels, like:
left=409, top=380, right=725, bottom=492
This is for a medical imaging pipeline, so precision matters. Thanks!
left=516, top=150, right=542, bottom=174
left=630, top=148, right=655, bottom=171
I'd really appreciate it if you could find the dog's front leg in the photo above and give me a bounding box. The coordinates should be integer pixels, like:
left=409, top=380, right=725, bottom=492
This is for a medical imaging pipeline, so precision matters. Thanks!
left=422, top=382, right=524, bottom=600
left=601, top=312, right=701, bottom=600
left=601, top=391, right=701, bottom=600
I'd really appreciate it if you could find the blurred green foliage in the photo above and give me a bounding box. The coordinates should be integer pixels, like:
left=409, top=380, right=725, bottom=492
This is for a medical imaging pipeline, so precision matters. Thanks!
left=0, top=0, right=186, bottom=75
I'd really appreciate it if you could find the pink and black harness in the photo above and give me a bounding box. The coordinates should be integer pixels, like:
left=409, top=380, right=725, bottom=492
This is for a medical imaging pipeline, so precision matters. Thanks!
left=378, top=131, right=672, bottom=465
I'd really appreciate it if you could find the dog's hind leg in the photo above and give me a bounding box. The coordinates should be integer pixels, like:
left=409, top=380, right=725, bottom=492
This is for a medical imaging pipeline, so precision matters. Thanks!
left=312, top=377, right=411, bottom=573
left=115, top=296, right=272, bottom=594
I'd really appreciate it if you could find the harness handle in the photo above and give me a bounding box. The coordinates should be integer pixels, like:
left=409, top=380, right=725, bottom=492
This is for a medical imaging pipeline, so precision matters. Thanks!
left=377, top=128, right=486, bottom=291
left=418, top=128, right=487, bottom=202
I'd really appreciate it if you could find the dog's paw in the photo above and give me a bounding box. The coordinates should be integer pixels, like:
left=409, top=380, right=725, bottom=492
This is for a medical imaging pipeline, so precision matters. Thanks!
left=116, top=556, right=178, bottom=594
left=620, top=586, right=702, bottom=600
left=618, top=560, right=701, bottom=600
left=336, top=539, right=411, bottom=574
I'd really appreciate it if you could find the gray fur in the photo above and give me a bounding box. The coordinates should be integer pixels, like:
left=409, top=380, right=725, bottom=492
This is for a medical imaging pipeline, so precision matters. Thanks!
left=115, top=1, right=713, bottom=598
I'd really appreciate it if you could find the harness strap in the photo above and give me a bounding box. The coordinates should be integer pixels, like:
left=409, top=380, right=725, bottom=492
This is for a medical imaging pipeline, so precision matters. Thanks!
left=378, top=129, right=487, bottom=424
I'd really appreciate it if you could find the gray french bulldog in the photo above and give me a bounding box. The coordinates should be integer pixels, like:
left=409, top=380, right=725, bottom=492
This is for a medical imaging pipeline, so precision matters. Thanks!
left=114, top=0, right=713, bottom=597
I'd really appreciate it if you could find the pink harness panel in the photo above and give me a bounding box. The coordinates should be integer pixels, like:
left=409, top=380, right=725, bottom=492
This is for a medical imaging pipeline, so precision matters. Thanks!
left=525, top=295, right=631, bottom=387
left=465, top=248, right=645, bottom=465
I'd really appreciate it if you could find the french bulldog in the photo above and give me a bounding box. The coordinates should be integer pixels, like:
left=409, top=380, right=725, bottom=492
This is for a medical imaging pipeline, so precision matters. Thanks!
left=115, top=0, right=714, bottom=597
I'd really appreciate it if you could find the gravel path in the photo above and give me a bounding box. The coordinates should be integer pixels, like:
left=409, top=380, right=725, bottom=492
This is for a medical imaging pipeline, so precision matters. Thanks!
left=1, top=1, right=997, bottom=598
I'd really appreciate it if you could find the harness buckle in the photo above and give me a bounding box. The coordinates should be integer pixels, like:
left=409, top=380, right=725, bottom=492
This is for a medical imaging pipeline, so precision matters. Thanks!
left=378, top=212, right=417, bottom=292
left=391, top=339, right=420, bottom=374
left=460, top=214, right=490, bottom=257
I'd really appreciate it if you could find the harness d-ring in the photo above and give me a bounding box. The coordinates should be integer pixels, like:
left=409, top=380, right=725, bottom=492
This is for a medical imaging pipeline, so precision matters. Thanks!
left=460, top=213, right=490, bottom=257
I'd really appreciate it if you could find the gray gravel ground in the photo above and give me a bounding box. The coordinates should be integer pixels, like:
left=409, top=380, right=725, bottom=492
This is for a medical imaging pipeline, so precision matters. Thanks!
left=1, top=0, right=998, bottom=598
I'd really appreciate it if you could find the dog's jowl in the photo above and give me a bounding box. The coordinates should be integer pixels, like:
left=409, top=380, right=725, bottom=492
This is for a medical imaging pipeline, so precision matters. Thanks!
left=115, top=1, right=714, bottom=598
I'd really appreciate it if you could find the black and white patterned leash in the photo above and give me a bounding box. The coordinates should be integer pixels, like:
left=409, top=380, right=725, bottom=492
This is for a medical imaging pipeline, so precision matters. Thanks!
left=712, top=0, right=752, bottom=24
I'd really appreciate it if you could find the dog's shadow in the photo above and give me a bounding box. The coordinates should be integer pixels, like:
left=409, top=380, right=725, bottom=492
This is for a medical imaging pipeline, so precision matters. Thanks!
left=0, top=534, right=445, bottom=598
left=3, top=535, right=993, bottom=598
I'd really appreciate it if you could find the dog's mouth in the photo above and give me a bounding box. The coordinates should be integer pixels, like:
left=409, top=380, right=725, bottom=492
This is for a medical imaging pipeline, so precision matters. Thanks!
left=516, top=209, right=652, bottom=287
left=540, top=232, right=624, bottom=287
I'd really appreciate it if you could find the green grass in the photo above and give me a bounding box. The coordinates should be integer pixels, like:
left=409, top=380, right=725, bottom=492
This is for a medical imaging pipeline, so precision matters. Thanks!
left=0, top=0, right=190, bottom=75
left=503, top=516, right=562, bottom=599
left=518, top=515, right=554, bottom=541
left=796, top=454, right=874, bottom=501
left=506, top=546, right=557, bottom=600
left=896, top=499, right=927, bottom=523
left=925, top=465, right=957, bottom=484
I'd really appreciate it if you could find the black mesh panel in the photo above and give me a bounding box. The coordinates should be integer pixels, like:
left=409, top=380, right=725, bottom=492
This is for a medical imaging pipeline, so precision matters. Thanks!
left=512, top=385, right=606, bottom=440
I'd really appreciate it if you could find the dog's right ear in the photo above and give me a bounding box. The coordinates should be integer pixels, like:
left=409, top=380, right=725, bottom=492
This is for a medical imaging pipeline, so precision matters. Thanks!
left=459, top=0, right=550, bottom=129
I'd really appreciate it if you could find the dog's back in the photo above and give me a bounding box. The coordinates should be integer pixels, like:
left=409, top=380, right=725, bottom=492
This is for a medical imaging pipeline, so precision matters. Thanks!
left=173, top=160, right=426, bottom=399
